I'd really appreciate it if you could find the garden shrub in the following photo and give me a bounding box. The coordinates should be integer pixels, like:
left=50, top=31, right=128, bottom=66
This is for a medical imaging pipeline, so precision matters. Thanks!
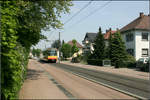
left=87, top=59, right=103, bottom=66
left=1, top=43, right=29, bottom=100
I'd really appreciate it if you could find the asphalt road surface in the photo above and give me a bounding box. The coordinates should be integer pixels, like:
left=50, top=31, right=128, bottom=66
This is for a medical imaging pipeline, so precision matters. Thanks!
left=38, top=60, right=136, bottom=99
left=45, top=62, right=149, bottom=99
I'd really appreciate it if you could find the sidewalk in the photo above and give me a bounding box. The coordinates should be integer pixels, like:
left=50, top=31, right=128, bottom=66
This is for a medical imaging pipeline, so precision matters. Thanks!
left=61, top=61, right=149, bottom=80
left=19, top=59, right=68, bottom=99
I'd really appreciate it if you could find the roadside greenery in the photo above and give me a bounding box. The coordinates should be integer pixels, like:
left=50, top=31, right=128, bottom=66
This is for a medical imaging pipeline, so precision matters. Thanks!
left=51, top=40, right=61, bottom=49
left=87, top=27, right=105, bottom=66
left=71, top=39, right=79, bottom=56
left=31, top=48, right=41, bottom=57
left=61, top=43, right=72, bottom=59
left=110, top=30, right=128, bottom=68
left=1, top=1, right=72, bottom=99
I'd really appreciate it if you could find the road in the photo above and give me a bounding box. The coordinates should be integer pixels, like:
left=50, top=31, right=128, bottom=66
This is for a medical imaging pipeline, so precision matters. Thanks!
left=20, top=60, right=149, bottom=99
left=47, top=62, right=149, bottom=99
left=37, top=60, right=137, bottom=99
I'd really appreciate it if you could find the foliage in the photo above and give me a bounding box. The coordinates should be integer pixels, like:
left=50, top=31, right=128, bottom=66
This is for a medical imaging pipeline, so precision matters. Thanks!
left=71, top=54, right=82, bottom=63
left=110, top=30, right=128, bottom=68
left=16, top=1, right=73, bottom=49
left=61, top=43, right=72, bottom=59
left=51, top=40, right=61, bottom=49
left=1, top=43, right=29, bottom=99
left=1, top=1, right=72, bottom=99
left=32, top=48, right=41, bottom=57
left=62, top=40, right=65, bottom=45
left=105, top=31, right=113, bottom=59
left=87, top=59, right=103, bottom=66
left=91, top=27, right=105, bottom=60
left=71, top=39, right=79, bottom=56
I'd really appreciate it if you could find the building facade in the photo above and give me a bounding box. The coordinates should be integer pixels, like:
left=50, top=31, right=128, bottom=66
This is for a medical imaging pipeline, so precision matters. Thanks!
left=82, top=33, right=97, bottom=54
left=120, top=13, right=150, bottom=60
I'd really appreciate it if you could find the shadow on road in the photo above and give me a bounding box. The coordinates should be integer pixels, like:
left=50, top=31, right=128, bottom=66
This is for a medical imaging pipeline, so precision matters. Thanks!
left=38, top=59, right=49, bottom=64
left=26, top=69, right=44, bottom=80
left=38, top=59, right=56, bottom=64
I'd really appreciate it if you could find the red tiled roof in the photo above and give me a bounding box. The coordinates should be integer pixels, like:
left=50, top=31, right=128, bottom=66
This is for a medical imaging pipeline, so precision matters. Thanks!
left=67, top=40, right=83, bottom=48
left=120, top=13, right=150, bottom=32
left=104, top=30, right=116, bottom=39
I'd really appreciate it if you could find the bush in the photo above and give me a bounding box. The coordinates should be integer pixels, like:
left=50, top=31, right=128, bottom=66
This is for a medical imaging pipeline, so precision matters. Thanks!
left=87, top=59, right=103, bottom=66
left=71, top=54, right=81, bottom=63
left=114, top=55, right=136, bottom=68
left=1, top=43, right=29, bottom=99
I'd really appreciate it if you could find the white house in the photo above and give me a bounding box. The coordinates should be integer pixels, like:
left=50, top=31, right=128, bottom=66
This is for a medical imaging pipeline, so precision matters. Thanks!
left=82, top=32, right=97, bottom=54
left=120, top=12, right=150, bottom=60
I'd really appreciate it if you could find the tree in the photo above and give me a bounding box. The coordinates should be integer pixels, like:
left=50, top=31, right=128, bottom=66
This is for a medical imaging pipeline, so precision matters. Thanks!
left=105, top=31, right=113, bottom=59
left=62, top=40, right=65, bottom=45
left=61, top=43, right=72, bottom=59
left=15, top=1, right=73, bottom=49
left=32, top=48, right=41, bottom=57
left=1, top=1, right=72, bottom=99
left=71, top=39, right=79, bottom=56
left=111, top=29, right=128, bottom=68
left=92, top=27, right=105, bottom=60
left=51, top=40, right=61, bottom=49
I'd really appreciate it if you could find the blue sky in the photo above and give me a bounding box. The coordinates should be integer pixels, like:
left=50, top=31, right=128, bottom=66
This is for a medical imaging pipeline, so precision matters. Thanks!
left=35, top=1, right=149, bottom=50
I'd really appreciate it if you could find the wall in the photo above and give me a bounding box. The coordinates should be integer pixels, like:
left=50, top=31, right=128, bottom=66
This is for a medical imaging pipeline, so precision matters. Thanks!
left=121, top=30, right=136, bottom=57
left=135, top=30, right=150, bottom=60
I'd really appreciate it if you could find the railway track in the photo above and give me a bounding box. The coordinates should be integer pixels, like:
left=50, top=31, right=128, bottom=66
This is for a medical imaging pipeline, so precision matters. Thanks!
left=49, top=63, right=150, bottom=99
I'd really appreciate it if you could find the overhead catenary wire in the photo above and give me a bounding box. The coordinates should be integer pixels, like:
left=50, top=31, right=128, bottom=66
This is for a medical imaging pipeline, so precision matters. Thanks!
left=63, top=0, right=93, bottom=25
left=62, top=0, right=112, bottom=33
left=48, top=1, right=93, bottom=42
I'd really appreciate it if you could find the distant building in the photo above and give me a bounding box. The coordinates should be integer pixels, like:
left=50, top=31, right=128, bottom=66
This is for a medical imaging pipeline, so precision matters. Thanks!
left=82, top=32, right=97, bottom=54
left=120, top=12, right=150, bottom=60
left=104, top=28, right=116, bottom=47
left=67, top=40, right=83, bottom=57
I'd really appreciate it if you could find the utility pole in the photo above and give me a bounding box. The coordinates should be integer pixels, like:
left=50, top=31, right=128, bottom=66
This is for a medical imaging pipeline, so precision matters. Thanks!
left=58, top=32, right=60, bottom=63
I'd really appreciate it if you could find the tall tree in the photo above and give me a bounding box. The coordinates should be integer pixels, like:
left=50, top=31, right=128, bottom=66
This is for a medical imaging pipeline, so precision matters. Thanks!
left=51, top=40, right=61, bottom=49
left=71, top=39, right=79, bottom=55
left=61, top=43, right=72, bottom=59
left=105, top=31, right=113, bottom=59
left=92, top=27, right=105, bottom=60
left=62, top=40, right=65, bottom=45
left=111, top=29, right=128, bottom=67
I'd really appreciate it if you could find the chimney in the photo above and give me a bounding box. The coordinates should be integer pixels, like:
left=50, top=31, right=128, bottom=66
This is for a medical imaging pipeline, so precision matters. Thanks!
left=140, top=12, right=144, bottom=18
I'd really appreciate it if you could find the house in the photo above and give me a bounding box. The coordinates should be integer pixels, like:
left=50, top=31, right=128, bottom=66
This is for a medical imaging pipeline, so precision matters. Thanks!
left=104, top=28, right=116, bottom=47
left=120, top=12, right=150, bottom=60
left=67, top=40, right=83, bottom=57
left=82, top=32, right=97, bottom=54
left=82, top=29, right=116, bottom=54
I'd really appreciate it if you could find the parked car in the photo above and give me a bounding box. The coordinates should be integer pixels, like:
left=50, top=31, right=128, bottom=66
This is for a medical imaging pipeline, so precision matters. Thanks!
left=136, top=58, right=149, bottom=69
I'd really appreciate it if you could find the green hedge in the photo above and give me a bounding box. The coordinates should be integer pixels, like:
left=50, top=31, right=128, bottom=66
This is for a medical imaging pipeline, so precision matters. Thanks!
left=115, top=61, right=136, bottom=68
left=1, top=43, right=29, bottom=100
left=87, top=59, right=103, bottom=66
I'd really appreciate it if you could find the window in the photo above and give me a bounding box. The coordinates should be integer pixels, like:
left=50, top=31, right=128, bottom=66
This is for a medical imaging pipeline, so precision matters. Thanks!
left=142, top=33, right=148, bottom=41
left=126, top=33, right=133, bottom=42
left=142, top=49, right=148, bottom=57
left=127, top=49, right=134, bottom=56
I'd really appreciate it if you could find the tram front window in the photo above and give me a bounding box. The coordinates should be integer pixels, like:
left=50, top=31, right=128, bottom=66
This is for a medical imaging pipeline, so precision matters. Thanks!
left=49, top=51, right=57, bottom=56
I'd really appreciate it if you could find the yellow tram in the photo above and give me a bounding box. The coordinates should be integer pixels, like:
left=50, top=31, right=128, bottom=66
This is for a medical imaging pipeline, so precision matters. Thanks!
left=44, top=48, right=58, bottom=63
